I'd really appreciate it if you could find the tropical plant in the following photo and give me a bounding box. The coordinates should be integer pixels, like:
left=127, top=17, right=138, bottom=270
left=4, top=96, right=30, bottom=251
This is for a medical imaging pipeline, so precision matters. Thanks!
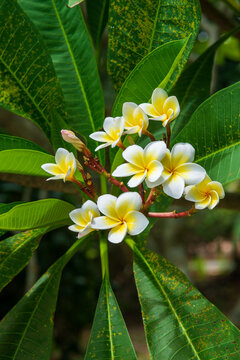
left=0, top=0, right=240, bottom=359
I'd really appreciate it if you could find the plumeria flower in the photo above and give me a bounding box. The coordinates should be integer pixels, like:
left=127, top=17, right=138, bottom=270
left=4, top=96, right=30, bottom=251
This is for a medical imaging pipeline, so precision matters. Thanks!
left=91, top=192, right=149, bottom=244
left=157, top=143, right=206, bottom=199
left=184, top=175, right=225, bottom=210
left=69, top=201, right=100, bottom=238
left=89, top=116, right=124, bottom=151
left=140, top=88, right=180, bottom=127
left=112, top=141, right=167, bottom=188
left=122, top=102, right=149, bottom=136
left=41, top=148, right=76, bottom=182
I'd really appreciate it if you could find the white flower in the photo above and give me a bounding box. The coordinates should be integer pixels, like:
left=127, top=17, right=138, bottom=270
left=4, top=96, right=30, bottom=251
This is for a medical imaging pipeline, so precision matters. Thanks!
left=123, top=102, right=149, bottom=136
left=41, top=148, right=76, bottom=182
left=91, top=193, right=149, bottom=244
left=140, top=88, right=180, bottom=127
left=89, top=116, right=124, bottom=151
left=157, top=143, right=206, bottom=199
left=69, top=200, right=100, bottom=238
left=185, top=175, right=225, bottom=210
left=112, top=141, right=167, bottom=188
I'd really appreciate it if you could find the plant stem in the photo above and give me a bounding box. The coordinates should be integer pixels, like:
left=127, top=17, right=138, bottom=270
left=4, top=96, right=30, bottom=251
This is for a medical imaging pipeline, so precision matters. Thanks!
left=99, top=235, right=109, bottom=279
left=148, top=207, right=195, bottom=218
left=142, top=129, right=156, bottom=141
left=166, top=124, right=171, bottom=148
left=117, top=139, right=126, bottom=150
left=143, top=188, right=158, bottom=211
left=71, top=177, right=96, bottom=199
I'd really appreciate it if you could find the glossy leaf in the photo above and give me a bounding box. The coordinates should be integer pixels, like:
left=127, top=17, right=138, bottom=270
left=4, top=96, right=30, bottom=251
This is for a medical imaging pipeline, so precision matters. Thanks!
left=19, top=0, right=105, bottom=150
left=86, top=0, right=109, bottom=47
left=0, top=149, right=54, bottom=177
left=0, top=134, right=48, bottom=153
left=85, top=277, right=137, bottom=360
left=172, top=26, right=240, bottom=138
left=0, top=227, right=49, bottom=291
left=112, top=39, right=186, bottom=117
left=0, top=1, right=66, bottom=138
left=0, top=235, right=87, bottom=360
left=174, top=82, right=240, bottom=185
left=127, top=239, right=240, bottom=359
left=0, top=199, right=74, bottom=230
left=67, top=0, right=84, bottom=7
left=108, top=0, right=201, bottom=90
left=0, top=202, right=22, bottom=215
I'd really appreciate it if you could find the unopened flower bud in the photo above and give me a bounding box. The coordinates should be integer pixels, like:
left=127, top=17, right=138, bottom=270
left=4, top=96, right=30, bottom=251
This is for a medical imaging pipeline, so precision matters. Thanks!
left=61, top=130, right=92, bottom=157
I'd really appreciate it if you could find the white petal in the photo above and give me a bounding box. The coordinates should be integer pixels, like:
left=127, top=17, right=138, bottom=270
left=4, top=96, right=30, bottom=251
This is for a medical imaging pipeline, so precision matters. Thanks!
left=69, top=208, right=89, bottom=227
left=163, top=96, right=180, bottom=119
left=184, top=185, right=205, bottom=202
left=146, top=160, right=163, bottom=182
left=112, top=163, right=141, bottom=177
left=116, top=192, right=142, bottom=218
left=122, top=145, right=144, bottom=167
left=208, top=181, right=225, bottom=199
left=177, top=163, right=206, bottom=185
left=46, top=174, right=65, bottom=181
left=149, top=114, right=167, bottom=121
left=103, top=116, right=124, bottom=136
left=162, top=174, right=185, bottom=199
left=77, top=225, right=94, bottom=238
left=144, top=141, right=167, bottom=163
left=82, top=200, right=100, bottom=218
left=139, top=103, right=157, bottom=116
left=91, top=216, right=119, bottom=229
left=122, top=102, right=137, bottom=118
left=41, top=163, right=62, bottom=176
left=95, top=142, right=111, bottom=152
left=68, top=224, right=84, bottom=233
left=89, top=131, right=110, bottom=143
left=195, top=197, right=211, bottom=210
left=171, top=143, right=195, bottom=167
left=208, top=190, right=220, bottom=210
left=145, top=176, right=164, bottom=188
left=97, top=194, right=118, bottom=218
left=124, top=126, right=140, bottom=134
left=55, top=148, right=69, bottom=165
left=127, top=171, right=147, bottom=187
left=108, top=223, right=128, bottom=244
left=66, top=152, right=77, bottom=173
left=152, top=88, right=168, bottom=113
left=125, top=211, right=149, bottom=236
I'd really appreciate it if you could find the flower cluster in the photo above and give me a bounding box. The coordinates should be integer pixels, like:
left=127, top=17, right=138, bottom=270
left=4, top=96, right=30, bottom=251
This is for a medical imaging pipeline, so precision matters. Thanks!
left=41, top=87, right=225, bottom=244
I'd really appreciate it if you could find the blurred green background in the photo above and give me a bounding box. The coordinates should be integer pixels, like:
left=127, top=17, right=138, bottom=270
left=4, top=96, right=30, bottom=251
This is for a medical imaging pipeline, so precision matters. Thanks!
left=1, top=0, right=240, bottom=359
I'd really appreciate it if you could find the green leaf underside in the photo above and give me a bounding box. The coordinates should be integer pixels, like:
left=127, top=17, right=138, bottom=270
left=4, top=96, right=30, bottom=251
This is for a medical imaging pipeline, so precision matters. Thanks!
left=0, top=149, right=54, bottom=177
left=0, top=199, right=74, bottom=230
left=0, top=202, right=22, bottom=215
left=68, top=0, right=84, bottom=7
left=172, top=26, right=240, bottom=138
left=0, top=1, right=66, bottom=138
left=86, top=0, right=109, bottom=47
left=108, top=0, right=201, bottom=91
left=112, top=39, right=186, bottom=117
left=0, top=134, right=48, bottom=153
left=0, top=227, right=49, bottom=291
left=18, top=0, right=105, bottom=151
left=0, top=235, right=87, bottom=360
left=84, top=277, right=137, bottom=360
left=129, top=240, right=240, bottom=359
left=174, top=82, right=240, bottom=185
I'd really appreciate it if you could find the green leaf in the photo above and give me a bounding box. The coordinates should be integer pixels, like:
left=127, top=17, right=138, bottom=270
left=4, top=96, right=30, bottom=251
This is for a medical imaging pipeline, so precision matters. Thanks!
left=0, top=134, right=48, bottom=153
left=172, top=26, right=240, bottom=138
left=112, top=39, right=187, bottom=117
left=0, top=202, right=22, bottom=215
left=0, top=235, right=87, bottom=360
left=108, top=0, right=201, bottom=91
left=174, top=82, right=240, bottom=185
left=67, top=0, right=84, bottom=7
left=84, top=276, right=137, bottom=360
left=86, top=0, right=109, bottom=47
left=50, top=110, right=76, bottom=154
left=0, top=149, right=54, bottom=177
left=0, top=199, right=74, bottom=230
left=127, top=239, right=240, bottom=360
left=0, top=227, right=49, bottom=291
left=0, top=0, right=66, bottom=138
left=18, top=0, right=105, bottom=151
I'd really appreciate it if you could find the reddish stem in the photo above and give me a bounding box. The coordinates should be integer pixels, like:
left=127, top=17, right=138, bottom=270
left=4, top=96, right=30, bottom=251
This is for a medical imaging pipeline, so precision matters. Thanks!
left=117, top=139, right=126, bottom=150
left=143, top=188, right=158, bottom=210
left=139, top=184, right=145, bottom=204
left=148, top=208, right=195, bottom=218
left=72, top=177, right=96, bottom=199
left=142, top=129, right=156, bottom=141
left=105, top=173, right=129, bottom=192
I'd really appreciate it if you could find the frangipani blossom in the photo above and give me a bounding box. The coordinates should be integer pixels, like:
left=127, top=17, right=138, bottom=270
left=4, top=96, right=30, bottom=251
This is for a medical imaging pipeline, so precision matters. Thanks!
left=140, top=88, right=180, bottom=127
left=69, top=201, right=100, bottom=238
left=112, top=141, right=167, bottom=188
left=184, top=175, right=225, bottom=210
left=91, top=193, right=149, bottom=244
left=123, top=102, right=149, bottom=136
left=90, top=116, right=124, bottom=151
left=157, top=143, right=206, bottom=199
left=41, top=148, right=76, bottom=182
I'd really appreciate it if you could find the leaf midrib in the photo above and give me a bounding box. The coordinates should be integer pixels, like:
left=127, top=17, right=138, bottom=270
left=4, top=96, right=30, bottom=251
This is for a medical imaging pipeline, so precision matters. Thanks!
left=148, top=0, right=161, bottom=53
left=134, top=246, right=201, bottom=360
left=52, top=0, right=96, bottom=133
left=195, top=138, right=240, bottom=164
left=105, top=279, right=115, bottom=359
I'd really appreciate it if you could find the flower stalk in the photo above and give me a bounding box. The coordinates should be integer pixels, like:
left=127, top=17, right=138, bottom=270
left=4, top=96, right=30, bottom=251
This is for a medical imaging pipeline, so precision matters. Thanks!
left=148, top=207, right=195, bottom=218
